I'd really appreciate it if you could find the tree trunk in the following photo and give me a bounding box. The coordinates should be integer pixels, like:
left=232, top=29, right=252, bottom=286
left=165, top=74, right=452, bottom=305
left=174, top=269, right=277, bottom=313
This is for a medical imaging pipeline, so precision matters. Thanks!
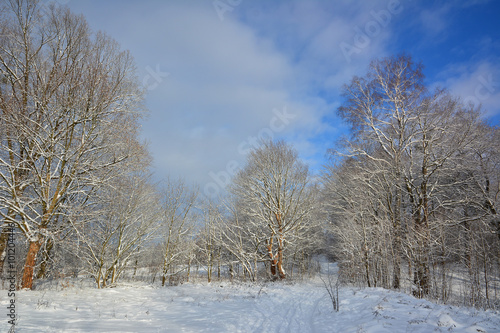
left=392, top=246, right=401, bottom=289
left=276, top=226, right=286, bottom=279
left=0, top=227, right=11, bottom=275
left=217, top=247, right=221, bottom=279
left=21, top=239, right=43, bottom=289
left=277, top=238, right=286, bottom=279
left=186, top=256, right=192, bottom=282
left=253, top=257, right=258, bottom=282
left=392, top=184, right=403, bottom=289
left=413, top=259, right=430, bottom=298
left=413, top=214, right=430, bottom=297
left=111, top=264, right=117, bottom=285
left=364, top=246, right=371, bottom=288
left=132, top=257, right=138, bottom=279
left=36, top=238, right=53, bottom=279
left=267, top=236, right=277, bottom=278
left=161, top=256, right=169, bottom=287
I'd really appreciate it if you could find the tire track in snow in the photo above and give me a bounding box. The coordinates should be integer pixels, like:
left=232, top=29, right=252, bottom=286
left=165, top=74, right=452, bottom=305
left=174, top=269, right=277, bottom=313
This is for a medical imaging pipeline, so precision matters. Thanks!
left=251, top=283, right=326, bottom=333
left=307, top=290, right=327, bottom=333
left=283, top=300, right=298, bottom=332
left=252, top=289, right=274, bottom=332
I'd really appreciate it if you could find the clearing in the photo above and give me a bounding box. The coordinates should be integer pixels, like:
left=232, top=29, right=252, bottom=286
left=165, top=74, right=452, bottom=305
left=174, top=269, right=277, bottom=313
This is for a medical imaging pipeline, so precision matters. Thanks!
left=2, top=276, right=500, bottom=332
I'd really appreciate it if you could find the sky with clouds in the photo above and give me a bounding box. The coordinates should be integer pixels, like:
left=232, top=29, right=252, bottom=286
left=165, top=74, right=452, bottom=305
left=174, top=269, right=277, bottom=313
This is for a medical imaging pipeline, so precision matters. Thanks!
left=62, top=0, right=500, bottom=197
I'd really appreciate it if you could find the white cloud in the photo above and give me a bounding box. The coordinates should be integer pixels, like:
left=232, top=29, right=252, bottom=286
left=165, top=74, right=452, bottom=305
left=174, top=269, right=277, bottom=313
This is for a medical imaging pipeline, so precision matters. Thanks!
left=66, top=0, right=500, bottom=196
left=438, top=61, right=500, bottom=117
left=133, top=0, right=415, bottom=191
left=81, top=1, right=324, bottom=193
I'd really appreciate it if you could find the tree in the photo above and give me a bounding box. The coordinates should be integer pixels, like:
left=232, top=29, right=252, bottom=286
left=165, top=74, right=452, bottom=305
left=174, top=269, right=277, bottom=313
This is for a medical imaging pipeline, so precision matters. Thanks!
left=230, top=140, right=315, bottom=280
left=159, top=178, right=197, bottom=286
left=323, top=154, right=397, bottom=288
left=72, top=172, right=159, bottom=288
left=198, top=201, right=222, bottom=283
left=330, top=54, right=491, bottom=298
left=336, top=54, right=425, bottom=290
left=0, top=0, right=146, bottom=289
left=216, top=196, right=266, bottom=281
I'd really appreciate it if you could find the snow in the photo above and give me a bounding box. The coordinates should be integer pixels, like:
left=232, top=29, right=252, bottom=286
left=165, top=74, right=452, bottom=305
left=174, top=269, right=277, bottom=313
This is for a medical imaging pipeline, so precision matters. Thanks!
left=2, top=277, right=500, bottom=332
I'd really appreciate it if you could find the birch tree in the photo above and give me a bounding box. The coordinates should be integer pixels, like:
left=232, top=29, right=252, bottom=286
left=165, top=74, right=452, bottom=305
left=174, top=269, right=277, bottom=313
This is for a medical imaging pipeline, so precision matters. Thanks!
left=330, top=54, right=494, bottom=300
left=336, top=54, right=424, bottom=289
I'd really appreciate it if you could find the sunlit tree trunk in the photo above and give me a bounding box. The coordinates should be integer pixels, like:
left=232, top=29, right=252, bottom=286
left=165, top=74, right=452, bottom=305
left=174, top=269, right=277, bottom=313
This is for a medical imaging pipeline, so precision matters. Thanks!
left=21, top=239, right=43, bottom=289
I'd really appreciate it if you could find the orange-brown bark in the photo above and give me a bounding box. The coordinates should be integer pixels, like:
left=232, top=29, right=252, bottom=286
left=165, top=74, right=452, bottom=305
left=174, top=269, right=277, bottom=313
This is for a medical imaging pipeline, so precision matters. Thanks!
left=21, top=239, right=43, bottom=289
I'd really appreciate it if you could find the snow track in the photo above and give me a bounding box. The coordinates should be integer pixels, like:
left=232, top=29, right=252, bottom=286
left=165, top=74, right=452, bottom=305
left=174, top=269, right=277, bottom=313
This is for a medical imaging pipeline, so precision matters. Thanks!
left=251, top=284, right=324, bottom=332
left=2, top=278, right=500, bottom=332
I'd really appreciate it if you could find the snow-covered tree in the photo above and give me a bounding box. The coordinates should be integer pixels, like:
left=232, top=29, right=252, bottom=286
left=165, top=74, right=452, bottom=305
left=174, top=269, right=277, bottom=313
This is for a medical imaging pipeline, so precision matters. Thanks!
left=158, top=179, right=198, bottom=286
left=327, top=54, right=499, bottom=303
left=72, top=172, right=159, bottom=288
left=230, top=140, right=316, bottom=280
left=0, top=0, right=147, bottom=289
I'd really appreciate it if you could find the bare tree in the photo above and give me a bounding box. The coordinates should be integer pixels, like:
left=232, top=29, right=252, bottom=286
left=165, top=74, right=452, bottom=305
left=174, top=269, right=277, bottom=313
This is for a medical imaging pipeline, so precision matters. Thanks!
left=0, top=1, right=147, bottom=289
left=230, top=140, right=316, bottom=280
left=336, top=54, right=425, bottom=290
left=328, top=54, right=498, bottom=304
left=196, top=201, right=222, bottom=283
left=71, top=172, right=159, bottom=288
left=159, top=178, right=197, bottom=286
left=323, top=154, right=396, bottom=288
left=216, top=197, right=265, bottom=281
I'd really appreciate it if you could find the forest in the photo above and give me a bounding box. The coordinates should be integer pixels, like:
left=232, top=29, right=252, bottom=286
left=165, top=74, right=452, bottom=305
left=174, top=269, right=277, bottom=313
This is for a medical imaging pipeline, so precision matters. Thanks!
left=1, top=0, right=499, bottom=314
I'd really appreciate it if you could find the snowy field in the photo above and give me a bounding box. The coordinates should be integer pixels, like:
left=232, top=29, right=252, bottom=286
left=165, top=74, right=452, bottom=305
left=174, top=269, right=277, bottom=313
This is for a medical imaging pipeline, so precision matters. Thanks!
left=2, top=276, right=500, bottom=333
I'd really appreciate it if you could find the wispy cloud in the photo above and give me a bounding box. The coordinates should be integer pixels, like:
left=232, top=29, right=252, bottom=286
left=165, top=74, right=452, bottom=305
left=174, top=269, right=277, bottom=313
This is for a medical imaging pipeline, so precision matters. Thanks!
left=418, top=5, right=452, bottom=38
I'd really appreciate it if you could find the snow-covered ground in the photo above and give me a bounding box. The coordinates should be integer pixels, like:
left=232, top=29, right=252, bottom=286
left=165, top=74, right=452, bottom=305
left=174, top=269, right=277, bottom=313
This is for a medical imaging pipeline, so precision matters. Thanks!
left=2, top=276, right=500, bottom=333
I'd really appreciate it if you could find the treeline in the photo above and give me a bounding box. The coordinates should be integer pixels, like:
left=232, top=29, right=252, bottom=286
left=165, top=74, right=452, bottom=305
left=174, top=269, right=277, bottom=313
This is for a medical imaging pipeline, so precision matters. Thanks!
left=1, top=1, right=499, bottom=310
left=323, top=54, right=500, bottom=309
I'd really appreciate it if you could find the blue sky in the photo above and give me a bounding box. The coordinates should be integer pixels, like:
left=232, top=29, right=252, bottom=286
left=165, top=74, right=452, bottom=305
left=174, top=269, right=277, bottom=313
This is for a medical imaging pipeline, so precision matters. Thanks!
left=62, top=0, right=500, bottom=197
